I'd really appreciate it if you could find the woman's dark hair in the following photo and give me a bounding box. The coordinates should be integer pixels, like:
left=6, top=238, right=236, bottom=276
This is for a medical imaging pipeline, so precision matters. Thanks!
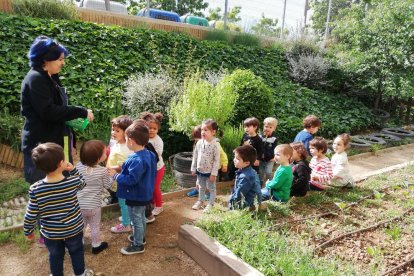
left=28, top=36, right=69, bottom=68
left=80, top=140, right=106, bottom=167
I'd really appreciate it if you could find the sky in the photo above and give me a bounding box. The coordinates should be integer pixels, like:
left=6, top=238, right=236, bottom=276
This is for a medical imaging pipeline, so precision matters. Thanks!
left=205, top=0, right=310, bottom=32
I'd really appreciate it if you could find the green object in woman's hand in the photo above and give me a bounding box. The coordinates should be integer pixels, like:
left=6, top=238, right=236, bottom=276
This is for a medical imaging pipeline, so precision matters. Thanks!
left=65, top=118, right=89, bottom=131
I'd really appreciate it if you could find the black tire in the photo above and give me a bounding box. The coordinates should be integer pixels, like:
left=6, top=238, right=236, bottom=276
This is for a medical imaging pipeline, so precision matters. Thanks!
left=354, top=135, right=386, bottom=146
left=173, top=170, right=197, bottom=188
left=381, top=128, right=414, bottom=139
left=350, top=136, right=372, bottom=150
left=173, top=152, right=193, bottom=174
left=368, top=133, right=402, bottom=144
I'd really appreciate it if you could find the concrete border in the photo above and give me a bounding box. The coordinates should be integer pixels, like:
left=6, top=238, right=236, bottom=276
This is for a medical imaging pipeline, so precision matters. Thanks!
left=348, top=143, right=414, bottom=160
left=178, top=224, right=263, bottom=276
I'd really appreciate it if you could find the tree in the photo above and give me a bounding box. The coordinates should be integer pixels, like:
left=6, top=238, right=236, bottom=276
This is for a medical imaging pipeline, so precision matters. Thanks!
left=117, top=0, right=208, bottom=16
left=207, top=7, right=221, bottom=21
left=250, top=14, right=280, bottom=37
left=333, top=0, right=414, bottom=125
left=207, top=6, right=241, bottom=23
left=310, top=0, right=351, bottom=35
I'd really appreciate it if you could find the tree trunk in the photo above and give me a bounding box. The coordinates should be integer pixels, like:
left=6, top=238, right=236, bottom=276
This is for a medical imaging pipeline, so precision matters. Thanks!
left=399, top=100, right=405, bottom=124
left=405, top=97, right=413, bottom=128
left=374, top=77, right=382, bottom=110
left=104, top=0, right=110, bottom=11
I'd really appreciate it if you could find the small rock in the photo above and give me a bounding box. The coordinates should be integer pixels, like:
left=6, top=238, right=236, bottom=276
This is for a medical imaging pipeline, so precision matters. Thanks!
left=8, top=200, right=14, bottom=207
left=5, top=216, right=12, bottom=227
left=355, top=240, right=361, bottom=247
left=14, top=198, right=20, bottom=207
left=2, top=202, right=8, bottom=208
left=19, top=197, right=26, bottom=204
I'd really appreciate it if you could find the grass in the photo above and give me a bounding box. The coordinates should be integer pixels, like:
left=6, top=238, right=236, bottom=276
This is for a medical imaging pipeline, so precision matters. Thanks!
left=161, top=163, right=178, bottom=193
left=0, top=177, right=28, bottom=204
left=0, top=230, right=31, bottom=253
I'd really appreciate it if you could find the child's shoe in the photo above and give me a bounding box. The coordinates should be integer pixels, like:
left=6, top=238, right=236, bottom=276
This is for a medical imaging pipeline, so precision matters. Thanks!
left=146, top=215, right=156, bottom=224
left=127, top=235, right=146, bottom=245
left=92, top=241, right=108, bottom=254
left=82, top=268, right=94, bottom=276
left=192, top=201, right=203, bottom=210
left=203, top=204, right=213, bottom=213
left=110, top=223, right=131, bottom=233
left=37, top=237, right=46, bottom=248
left=120, top=244, right=145, bottom=255
left=152, top=207, right=163, bottom=216
left=118, top=216, right=123, bottom=222
left=187, top=188, right=199, bottom=197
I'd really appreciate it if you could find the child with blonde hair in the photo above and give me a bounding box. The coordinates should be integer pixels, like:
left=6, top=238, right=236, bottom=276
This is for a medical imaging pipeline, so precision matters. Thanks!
left=331, top=133, right=355, bottom=187
left=259, top=117, right=278, bottom=184
left=191, top=119, right=221, bottom=213
left=76, top=140, right=113, bottom=254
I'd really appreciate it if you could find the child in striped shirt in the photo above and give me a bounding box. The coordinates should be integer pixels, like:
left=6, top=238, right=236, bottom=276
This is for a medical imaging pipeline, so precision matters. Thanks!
left=24, top=142, right=93, bottom=276
left=309, top=137, right=333, bottom=191
left=76, top=140, right=113, bottom=254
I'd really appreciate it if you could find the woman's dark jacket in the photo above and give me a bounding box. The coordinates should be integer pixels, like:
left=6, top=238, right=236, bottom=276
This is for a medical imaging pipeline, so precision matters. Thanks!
left=21, top=68, right=87, bottom=155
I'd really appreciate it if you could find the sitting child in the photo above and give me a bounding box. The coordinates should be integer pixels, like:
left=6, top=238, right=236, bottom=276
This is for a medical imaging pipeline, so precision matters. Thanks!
left=331, top=133, right=355, bottom=187
left=228, top=145, right=261, bottom=210
left=76, top=140, right=113, bottom=254
left=293, top=114, right=321, bottom=155
left=309, top=137, right=333, bottom=191
left=261, top=144, right=293, bottom=202
left=290, top=142, right=311, bottom=197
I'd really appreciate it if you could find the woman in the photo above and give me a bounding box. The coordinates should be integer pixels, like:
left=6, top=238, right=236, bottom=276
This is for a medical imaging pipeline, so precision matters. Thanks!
left=21, top=35, right=94, bottom=184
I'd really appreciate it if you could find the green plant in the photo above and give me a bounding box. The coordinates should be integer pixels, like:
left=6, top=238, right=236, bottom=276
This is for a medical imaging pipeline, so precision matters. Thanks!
left=0, top=178, right=28, bottom=204
left=11, top=231, right=31, bottom=253
left=169, top=71, right=238, bottom=136
left=12, top=0, right=79, bottom=20
left=266, top=201, right=291, bottom=218
left=205, top=29, right=230, bottom=43
left=232, top=33, right=260, bottom=47
left=0, top=231, right=12, bottom=245
left=0, top=108, right=24, bottom=151
left=370, top=144, right=384, bottom=154
left=161, top=164, right=177, bottom=193
left=219, top=124, right=245, bottom=159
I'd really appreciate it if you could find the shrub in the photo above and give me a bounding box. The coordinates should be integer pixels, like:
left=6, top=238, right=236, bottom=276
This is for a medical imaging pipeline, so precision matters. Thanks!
left=288, top=54, right=331, bottom=90
left=285, top=38, right=321, bottom=61
left=232, top=33, right=260, bottom=47
left=224, top=69, right=274, bottom=125
left=219, top=124, right=245, bottom=159
left=205, top=29, right=230, bottom=43
left=0, top=108, right=24, bottom=151
left=12, top=0, right=79, bottom=20
left=122, top=70, right=181, bottom=117
left=169, top=71, right=238, bottom=136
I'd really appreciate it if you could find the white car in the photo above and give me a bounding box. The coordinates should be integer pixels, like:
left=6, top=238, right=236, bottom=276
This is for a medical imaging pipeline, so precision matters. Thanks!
left=77, top=0, right=128, bottom=15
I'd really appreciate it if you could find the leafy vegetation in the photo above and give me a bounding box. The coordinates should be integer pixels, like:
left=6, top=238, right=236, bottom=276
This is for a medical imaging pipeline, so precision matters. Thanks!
left=0, top=108, right=24, bottom=151
left=0, top=178, right=28, bottom=204
left=12, top=0, right=79, bottom=20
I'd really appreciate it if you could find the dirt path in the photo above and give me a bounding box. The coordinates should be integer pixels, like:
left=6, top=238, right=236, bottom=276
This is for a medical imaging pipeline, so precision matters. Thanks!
left=0, top=196, right=208, bottom=276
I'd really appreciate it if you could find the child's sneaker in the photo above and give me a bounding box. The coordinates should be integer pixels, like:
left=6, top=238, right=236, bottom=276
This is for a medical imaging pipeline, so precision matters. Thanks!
left=127, top=235, right=146, bottom=245
left=92, top=241, right=108, bottom=254
left=187, top=188, right=199, bottom=197
left=146, top=215, right=156, bottom=224
left=110, top=223, right=131, bottom=233
left=118, top=216, right=123, bottom=222
left=37, top=237, right=46, bottom=248
left=82, top=268, right=94, bottom=276
left=192, top=201, right=203, bottom=210
left=120, top=244, right=145, bottom=255
left=152, top=207, right=163, bottom=216
left=203, top=204, right=213, bottom=213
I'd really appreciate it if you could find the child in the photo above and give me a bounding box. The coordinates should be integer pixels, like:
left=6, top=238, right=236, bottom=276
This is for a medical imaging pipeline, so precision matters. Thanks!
left=309, top=137, right=333, bottom=191
left=141, top=112, right=165, bottom=216
left=76, top=140, right=113, bottom=254
left=261, top=144, right=293, bottom=202
left=331, top=133, right=355, bottom=187
left=187, top=125, right=228, bottom=198
left=241, top=117, right=264, bottom=173
left=290, top=142, right=311, bottom=197
left=106, top=115, right=134, bottom=233
left=259, top=117, right=278, bottom=184
left=191, top=119, right=221, bottom=213
left=23, top=143, right=93, bottom=276
left=228, top=145, right=262, bottom=210
left=108, top=120, right=157, bottom=255
left=293, top=115, right=321, bottom=154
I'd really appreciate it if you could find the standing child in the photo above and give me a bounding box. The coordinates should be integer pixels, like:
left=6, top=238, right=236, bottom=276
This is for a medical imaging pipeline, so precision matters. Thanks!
left=309, top=137, right=333, bottom=191
left=141, top=112, right=165, bottom=216
left=187, top=125, right=228, bottom=198
left=76, top=140, right=113, bottom=254
left=293, top=115, right=321, bottom=155
left=290, top=142, right=311, bottom=197
left=331, top=133, right=355, bottom=187
left=108, top=120, right=157, bottom=255
left=261, top=144, right=293, bottom=202
left=241, top=117, right=264, bottom=173
left=23, top=143, right=93, bottom=276
left=259, top=117, right=278, bottom=184
left=106, top=115, right=134, bottom=234
left=191, top=119, right=221, bottom=213
left=228, top=145, right=262, bottom=210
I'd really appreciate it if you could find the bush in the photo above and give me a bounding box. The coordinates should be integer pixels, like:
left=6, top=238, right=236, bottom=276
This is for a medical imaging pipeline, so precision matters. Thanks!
left=224, top=69, right=274, bottom=125
left=288, top=54, right=331, bottom=90
left=12, top=0, right=79, bottom=20
left=0, top=108, right=24, bottom=151
left=219, top=124, right=245, bottom=159
left=122, top=70, right=181, bottom=117
left=232, top=33, right=260, bottom=47
left=285, top=38, right=321, bottom=61
left=205, top=29, right=230, bottom=43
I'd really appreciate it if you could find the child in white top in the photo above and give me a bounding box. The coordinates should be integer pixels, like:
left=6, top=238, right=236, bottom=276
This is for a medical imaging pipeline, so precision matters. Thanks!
left=191, top=119, right=221, bottom=213
left=76, top=140, right=113, bottom=254
left=331, top=133, right=355, bottom=187
left=141, top=112, right=165, bottom=216
left=106, top=115, right=134, bottom=233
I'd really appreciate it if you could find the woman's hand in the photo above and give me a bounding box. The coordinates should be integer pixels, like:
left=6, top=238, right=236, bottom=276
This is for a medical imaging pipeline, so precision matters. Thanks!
left=87, top=109, right=94, bottom=122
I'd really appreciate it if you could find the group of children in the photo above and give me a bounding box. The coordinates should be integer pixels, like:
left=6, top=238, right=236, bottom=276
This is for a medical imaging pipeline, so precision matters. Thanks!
left=23, top=112, right=166, bottom=275
left=189, top=114, right=355, bottom=212
left=22, top=111, right=355, bottom=275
